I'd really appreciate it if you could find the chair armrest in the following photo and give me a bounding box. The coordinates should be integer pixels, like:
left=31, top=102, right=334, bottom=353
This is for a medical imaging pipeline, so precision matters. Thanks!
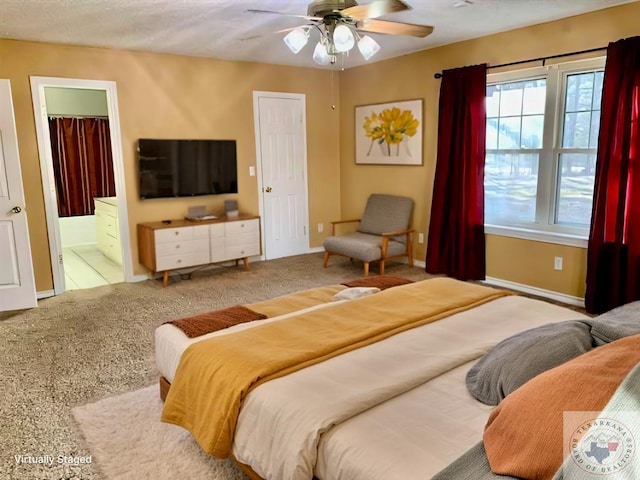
left=381, top=228, right=415, bottom=257
left=381, top=228, right=415, bottom=237
left=330, top=219, right=361, bottom=225
left=329, top=219, right=360, bottom=235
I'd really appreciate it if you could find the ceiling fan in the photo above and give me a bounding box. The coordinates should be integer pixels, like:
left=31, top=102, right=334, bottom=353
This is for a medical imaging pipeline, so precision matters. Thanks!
left=247, top=0, right=434, bottom=65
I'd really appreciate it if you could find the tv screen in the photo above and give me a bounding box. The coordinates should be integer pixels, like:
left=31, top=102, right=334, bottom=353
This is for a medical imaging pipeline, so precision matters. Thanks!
left=137, top=139, right=238, bottom=199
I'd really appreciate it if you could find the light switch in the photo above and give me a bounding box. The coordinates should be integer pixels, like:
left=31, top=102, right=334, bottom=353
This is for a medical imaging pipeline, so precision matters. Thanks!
left=249, top=166, right=256, bottom=176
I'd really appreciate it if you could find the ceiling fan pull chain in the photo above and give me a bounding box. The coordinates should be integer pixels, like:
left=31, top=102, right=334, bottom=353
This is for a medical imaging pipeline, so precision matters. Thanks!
left=331, top=68, right=336, bottom=110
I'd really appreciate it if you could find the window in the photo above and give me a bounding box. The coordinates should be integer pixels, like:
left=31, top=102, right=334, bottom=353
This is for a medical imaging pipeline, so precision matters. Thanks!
left=484, top=58, right=605, bottom=245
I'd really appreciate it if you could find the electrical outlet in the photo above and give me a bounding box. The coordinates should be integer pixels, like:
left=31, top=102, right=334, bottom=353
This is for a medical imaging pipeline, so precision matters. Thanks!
left=554, top=256, right=563, bottom=271
left=418, top=233, right=424, bottom=244
left=318, top=223, right=323, bottom=233
left=249, top=166, right=255, bottom=176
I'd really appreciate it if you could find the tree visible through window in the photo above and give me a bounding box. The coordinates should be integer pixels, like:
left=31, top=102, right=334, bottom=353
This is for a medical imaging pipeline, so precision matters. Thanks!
left=556, top=71, right=603, bottom=226
left=484, top=59, right=605, bottom=238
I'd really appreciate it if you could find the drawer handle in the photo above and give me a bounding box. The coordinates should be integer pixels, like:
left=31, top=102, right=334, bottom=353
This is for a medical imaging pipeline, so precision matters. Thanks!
left=175, top=245, right=180, bottom=249
left=240, top=224, right=245, bottom=228
left=175, top=231, right=180, bottom=236
left=177, top=259, right=182, bottom=263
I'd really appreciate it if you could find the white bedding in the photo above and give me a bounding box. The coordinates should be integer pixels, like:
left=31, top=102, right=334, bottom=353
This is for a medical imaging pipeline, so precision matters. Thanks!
left=155, top=291, right=588, bottom=480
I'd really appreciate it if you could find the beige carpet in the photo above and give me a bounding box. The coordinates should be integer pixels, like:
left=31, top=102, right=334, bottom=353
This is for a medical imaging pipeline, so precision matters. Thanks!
left=72, top=386, right=249, bottom=480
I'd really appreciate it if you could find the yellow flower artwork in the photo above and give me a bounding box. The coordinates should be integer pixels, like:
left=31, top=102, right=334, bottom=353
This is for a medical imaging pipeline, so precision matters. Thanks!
left=363, top=107, right=419, bottom=156
left=355, top=99, right=423, bottom=165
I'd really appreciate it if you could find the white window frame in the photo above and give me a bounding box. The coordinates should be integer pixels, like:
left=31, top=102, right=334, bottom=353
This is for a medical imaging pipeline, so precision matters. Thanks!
left=485, top=57, right=606, bottom=248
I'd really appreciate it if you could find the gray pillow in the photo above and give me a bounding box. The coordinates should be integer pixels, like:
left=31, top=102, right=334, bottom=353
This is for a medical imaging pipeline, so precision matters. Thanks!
left=587, top=301, right=640, bottom=346
left=466, top=320, right=594, bottom=406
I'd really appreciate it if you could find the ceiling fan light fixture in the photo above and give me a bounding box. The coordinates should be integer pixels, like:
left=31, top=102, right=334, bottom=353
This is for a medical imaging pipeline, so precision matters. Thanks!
left=357, top=35, right=380, bottom=60
left=312, top=41, right=332, bottom=65
left=283, top=27, right=309, bottom=54
left=332, top=24, right=355, bottom=53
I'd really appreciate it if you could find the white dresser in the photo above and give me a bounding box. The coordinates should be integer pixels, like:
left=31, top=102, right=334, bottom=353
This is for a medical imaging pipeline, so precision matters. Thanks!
left=137, top=215, right=260, bottom=286
left=94, top=197, right=122, bottom=265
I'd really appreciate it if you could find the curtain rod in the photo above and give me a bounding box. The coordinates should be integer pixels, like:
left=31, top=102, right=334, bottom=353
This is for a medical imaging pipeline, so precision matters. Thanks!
left=48, top=114, right=109, bottom=119
left=433, top=45, right=607, bottom=79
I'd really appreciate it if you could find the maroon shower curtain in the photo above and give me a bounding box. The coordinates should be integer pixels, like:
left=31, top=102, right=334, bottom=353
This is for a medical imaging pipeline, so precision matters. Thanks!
left=426, top=64, right=487, bottom=280
left=49, top=117, right=115, bottom=217
left=585, top=36, right=640, bottom=314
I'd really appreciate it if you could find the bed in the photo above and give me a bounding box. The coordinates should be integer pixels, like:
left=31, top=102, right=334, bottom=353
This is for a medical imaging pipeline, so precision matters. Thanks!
left=155, top=277, right=595, bottom=480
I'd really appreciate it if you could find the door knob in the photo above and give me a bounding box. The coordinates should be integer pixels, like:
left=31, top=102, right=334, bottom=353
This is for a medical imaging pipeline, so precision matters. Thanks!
left=11, top=206, right=22, bottom=214
left=265, top=186, right=272, bottom=193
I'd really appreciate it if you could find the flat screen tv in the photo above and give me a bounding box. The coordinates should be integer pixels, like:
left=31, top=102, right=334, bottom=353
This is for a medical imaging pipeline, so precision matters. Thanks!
left=137, top=139, right=238, bottom=199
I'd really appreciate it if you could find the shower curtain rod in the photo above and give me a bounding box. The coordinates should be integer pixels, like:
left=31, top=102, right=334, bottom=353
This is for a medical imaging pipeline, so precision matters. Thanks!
left=433, top=45, right=607, bottom=79
left=48, top=114, right=109, bottom=119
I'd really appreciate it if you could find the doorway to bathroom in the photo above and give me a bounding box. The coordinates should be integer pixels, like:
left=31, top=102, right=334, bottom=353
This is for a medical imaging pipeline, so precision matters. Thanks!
left=31, top=77, right=133, bottom=294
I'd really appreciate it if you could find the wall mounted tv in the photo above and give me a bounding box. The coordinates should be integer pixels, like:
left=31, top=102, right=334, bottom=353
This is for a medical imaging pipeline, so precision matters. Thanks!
left=137, top=139, right=238, bottom=199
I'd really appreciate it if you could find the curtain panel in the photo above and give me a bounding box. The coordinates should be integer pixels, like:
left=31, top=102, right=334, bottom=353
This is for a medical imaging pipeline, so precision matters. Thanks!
left=585, top=36, right=640, bottom=314
left=426, top=63, right=487, bottom=280
left=49, top=117, right=115, bottom=217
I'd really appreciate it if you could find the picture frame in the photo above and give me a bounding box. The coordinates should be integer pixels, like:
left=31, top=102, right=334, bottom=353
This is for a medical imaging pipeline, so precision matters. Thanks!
left=354, top=99, right=423, bottom=165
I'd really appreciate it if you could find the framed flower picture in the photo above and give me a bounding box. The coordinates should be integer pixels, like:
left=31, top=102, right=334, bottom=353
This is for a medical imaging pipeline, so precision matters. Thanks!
left=355, top=99, right=423, bottom=165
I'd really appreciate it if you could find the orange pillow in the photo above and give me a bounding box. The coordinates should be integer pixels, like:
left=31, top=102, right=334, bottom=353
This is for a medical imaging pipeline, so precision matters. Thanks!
left=483, top=334, right=640, bottom=480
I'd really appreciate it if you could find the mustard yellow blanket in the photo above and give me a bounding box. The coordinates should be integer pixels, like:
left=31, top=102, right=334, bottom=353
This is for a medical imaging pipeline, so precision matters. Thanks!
left=161, top=278, right=509, bottom=458
left=246, top=284, right=346, bottom=318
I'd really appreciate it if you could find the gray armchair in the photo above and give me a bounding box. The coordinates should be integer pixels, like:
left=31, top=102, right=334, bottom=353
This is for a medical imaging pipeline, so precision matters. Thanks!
left=323, top=194, right=415, bottom=276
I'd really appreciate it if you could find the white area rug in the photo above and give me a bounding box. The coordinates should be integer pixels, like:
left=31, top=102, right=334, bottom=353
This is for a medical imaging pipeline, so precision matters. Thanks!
left=72, top=386, right=249, bottom=480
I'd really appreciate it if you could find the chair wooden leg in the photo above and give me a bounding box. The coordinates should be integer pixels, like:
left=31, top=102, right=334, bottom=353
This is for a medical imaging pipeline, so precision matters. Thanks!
left=364, top=262, right=370, bottom=276
left=380, top=260, right=385, bottom=275
left=323, top=251, right=330, bottom=268
left=407, top=235, right=414, bottom=267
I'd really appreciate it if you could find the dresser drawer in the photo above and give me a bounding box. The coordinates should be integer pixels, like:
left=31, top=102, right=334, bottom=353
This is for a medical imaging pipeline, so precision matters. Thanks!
left=156, top=253, right=198, bottom=271
left=193, top=225, right=210, bottom=240
left=210, top=223, right=225, bottom=239
left=225, top=219, right=259, bottom=236
left=97, top=235, right=122, bottom=265
left=96, top=210, right=118, bottom=238
left=210, top=237, right=226, bottom=262
left=155, top=239, right=208, bottom=257
left=226, top=242, right=260, bottom=259
left=155, top=227, right=193, bottom=243
left=94, top=198, right=118, bottom=217
left=225, top=231, right=259, bottom=249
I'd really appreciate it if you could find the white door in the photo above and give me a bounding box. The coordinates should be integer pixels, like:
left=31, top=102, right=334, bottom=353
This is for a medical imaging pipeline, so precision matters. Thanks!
left=0, top=80, right=37, bottom=311
left=255, top=92, right=309, bottom=260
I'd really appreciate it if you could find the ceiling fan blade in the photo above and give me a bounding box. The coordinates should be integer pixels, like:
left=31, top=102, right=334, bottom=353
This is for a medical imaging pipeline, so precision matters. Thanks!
left=241, top=25, right=312, bottom=42
left=246, top=9, right=322, bottom=22
left=342, top=0, right=410, bottom=19
left=357, top=19, right=434, bottom=37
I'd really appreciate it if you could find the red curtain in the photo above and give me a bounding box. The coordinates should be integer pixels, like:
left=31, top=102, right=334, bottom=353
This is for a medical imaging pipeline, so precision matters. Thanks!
left=49, top=117, right=115, bottom=217
left=426, top=64, right=487, bottom=280
left=585, top=36, right=640, bottom=314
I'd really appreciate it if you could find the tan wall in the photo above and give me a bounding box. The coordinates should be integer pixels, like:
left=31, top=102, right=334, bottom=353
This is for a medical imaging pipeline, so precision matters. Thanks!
left=0, top=40, right=341, bottom=291
left=338, top=2, right=640, bottom=298
left=486, top=236, right=588, bottom=297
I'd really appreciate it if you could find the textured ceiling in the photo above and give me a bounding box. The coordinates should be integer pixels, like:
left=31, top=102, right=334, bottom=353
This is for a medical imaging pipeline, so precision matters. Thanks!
left=0, top=0, right=635, bottom=69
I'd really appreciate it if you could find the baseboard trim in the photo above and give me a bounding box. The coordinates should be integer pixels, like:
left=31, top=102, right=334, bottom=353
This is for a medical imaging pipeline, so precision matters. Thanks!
left=129, top=274, right=151, bottom=283
left=37, top=289, right=55, bottom=300
left=308, top=247, right=325, bottom=254
left=484, top=276, right=585, bottom=308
